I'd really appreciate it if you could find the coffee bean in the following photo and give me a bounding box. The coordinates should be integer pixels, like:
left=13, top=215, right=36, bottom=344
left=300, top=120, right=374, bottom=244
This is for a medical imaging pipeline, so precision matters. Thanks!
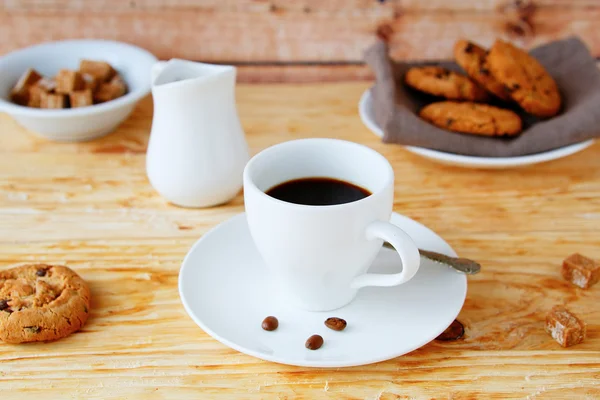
left=305, top=334, right=324, bottom=350
left=261, top=316, right=279, bottom=331
left=0, top=299, right=8, bottom=311
left=435, top=319, right=465, bottom=341
left=36, top=268, right=46, bottom=277
left=324, top=317, right=347, bottom=331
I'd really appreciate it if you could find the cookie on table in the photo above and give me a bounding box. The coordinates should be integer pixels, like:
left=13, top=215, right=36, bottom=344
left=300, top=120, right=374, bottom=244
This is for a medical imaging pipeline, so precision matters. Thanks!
left=404, top=66, right=489, bottom=102
left=0, top=264, right=90, bottom=344
left=453, top=39, right=511, bottom=101
left=419, top=101, right=522, bottom=136
left=487, top=39, right=561, bottom=117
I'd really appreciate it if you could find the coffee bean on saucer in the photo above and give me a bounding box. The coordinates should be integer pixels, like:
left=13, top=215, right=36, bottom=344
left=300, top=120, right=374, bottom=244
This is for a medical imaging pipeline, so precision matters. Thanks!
left=305, top=334, right=324, bottom=350
left=324, top=317, right=347, bottom=331
left=261, top=316, right=279, bottom=331
left=435, top=319, right=465, bottom=341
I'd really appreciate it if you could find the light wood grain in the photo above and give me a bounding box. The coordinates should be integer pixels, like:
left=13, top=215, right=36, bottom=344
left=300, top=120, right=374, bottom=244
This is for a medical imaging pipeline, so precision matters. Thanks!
left=236, top=65, right=373, bottom=83
left=3, top=0, right=599, bottom=13
left=1, top=82, right=600, bottom=399
left=0, top=0, right=599, bottom=65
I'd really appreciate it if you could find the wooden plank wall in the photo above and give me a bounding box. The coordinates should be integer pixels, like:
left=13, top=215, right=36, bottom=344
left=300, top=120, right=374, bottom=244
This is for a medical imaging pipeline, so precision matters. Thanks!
left=0, top=0, right=599, bottom=82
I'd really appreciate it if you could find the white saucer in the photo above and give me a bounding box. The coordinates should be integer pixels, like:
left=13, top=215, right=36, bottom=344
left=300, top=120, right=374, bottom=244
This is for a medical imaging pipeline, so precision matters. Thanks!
left=179, top=212, right=467, bottom=368
left=359, top=90, right=594, bottom=169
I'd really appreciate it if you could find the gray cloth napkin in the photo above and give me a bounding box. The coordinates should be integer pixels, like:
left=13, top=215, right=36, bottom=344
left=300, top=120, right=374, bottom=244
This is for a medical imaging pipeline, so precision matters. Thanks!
left=364, top=37, right=600, bottom=157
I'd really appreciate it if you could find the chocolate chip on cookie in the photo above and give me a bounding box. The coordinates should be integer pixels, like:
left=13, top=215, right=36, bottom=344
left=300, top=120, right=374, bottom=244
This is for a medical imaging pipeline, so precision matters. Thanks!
left=419, top=101, right=522, bottom=136
left=487, top=39, right=561, bottom=117
left=454, top=39, right=511, bottom=101
left=0, top=264, right=91, bottom=343
left=404, top=66, right=489, bottom=102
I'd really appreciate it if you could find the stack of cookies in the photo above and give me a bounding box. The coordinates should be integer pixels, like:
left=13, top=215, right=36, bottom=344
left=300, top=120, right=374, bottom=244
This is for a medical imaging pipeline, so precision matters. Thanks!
left=404, top=39, right=562, bottom=137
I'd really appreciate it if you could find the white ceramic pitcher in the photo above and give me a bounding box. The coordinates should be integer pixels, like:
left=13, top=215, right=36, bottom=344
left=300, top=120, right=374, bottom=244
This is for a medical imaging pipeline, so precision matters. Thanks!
left=146, top=59, right=249, bottom=208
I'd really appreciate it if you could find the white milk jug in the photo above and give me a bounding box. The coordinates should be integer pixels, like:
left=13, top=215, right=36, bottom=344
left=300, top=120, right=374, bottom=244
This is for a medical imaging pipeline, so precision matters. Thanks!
left=146, top=59, right=249, bottom=208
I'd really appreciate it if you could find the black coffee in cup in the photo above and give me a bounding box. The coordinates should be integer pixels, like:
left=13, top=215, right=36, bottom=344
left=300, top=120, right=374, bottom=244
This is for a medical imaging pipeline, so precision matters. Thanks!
left=265, top=177, right=371, bottom=206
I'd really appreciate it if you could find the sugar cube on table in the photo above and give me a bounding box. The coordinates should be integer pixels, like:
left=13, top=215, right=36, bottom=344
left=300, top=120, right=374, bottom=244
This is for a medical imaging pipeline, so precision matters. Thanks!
left=80, top=59, right=115, bottom=82
left=562, top=253, right=600, bottom=289
left=55, top=69, right=84, bottom=94
left=545, top=305, right=586, bottom=347
left=40, top=92, right=66, bottom=109
left=69, top=89, right=93, bottom=108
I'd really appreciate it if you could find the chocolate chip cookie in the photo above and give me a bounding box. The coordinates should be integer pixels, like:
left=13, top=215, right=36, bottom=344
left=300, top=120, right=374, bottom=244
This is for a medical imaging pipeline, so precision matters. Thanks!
left=487, top=39, right=561, bottom=117
left=0, top=264, right=90, bottom=343
left=404, top=66, right=489, bottom=102
left=419, top=101, right=522, bottom=136
left=453, top=39, right=510, bottom=101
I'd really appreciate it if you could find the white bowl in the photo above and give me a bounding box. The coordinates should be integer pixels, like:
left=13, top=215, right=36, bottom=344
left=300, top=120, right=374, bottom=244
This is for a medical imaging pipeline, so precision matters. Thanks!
left=0, top=39, right=157, bottom=142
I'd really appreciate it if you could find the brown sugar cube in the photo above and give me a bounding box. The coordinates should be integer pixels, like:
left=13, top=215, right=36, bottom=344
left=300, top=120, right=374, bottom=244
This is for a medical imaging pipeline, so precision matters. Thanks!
left=94, top=81, right=126, bottom=103
left=545, top=306, right=586, bottom=347
left=562, top=253, right=600, bottom=289
left=14, top=68, right=43, bottom=89
left=80, top=59, right=115, bottom=82
left=69, top=89, right=93, bottom=108
left=10, top=68, right=43, bottom=105
left=27, top=78, right=56, bottom=107
left=81, top=73, right=100, bottom=92
left=28, top=86, right=45, bottom=107
left=40, top=92, right=67, bottom=109
left=55, top=69, right=84, bottom=94
left=111, top=74, right=128, bottom=95
left=10, top=90, right=30, bottom=106
left=37, top=77, right=57, bottom=92
left=110, top=73, right=128, bottom=92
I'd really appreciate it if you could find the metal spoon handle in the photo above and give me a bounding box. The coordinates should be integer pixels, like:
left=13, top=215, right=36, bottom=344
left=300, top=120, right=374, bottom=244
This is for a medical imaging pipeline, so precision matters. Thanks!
left=383, top=242, right=481, bottom=275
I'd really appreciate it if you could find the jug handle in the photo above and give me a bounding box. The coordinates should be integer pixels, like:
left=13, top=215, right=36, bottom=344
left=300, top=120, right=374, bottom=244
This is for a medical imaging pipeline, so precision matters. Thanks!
left=151, top=61, right=169, bottom=85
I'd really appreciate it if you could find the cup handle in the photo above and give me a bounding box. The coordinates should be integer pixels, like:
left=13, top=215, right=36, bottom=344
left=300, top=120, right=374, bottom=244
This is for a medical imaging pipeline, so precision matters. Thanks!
left=350, top=220, right=421, bottom=289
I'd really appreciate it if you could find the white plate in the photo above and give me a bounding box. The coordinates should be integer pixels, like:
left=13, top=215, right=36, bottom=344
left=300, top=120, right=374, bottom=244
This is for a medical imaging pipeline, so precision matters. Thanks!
left=359, top=90, right=594, bottom=169
left=179, top=212, right=467, bottom=368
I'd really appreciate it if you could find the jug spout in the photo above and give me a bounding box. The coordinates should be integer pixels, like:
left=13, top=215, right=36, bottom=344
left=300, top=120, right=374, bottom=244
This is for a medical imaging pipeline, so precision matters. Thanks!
left=151, top=59, right=234, bottom=88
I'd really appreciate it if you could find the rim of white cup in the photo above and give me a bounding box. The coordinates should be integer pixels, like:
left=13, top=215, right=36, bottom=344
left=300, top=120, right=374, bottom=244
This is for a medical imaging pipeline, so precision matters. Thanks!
left=243, top=138, right=395, bottom=210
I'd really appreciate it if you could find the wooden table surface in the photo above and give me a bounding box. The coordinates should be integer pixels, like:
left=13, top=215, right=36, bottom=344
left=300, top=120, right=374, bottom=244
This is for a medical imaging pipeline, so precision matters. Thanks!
left=0, top=82, right=599, bottom=399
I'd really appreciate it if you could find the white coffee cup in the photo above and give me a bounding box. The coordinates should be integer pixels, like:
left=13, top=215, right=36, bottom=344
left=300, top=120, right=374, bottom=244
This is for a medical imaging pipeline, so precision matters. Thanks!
left=243, top=138, right=420, bottom=311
